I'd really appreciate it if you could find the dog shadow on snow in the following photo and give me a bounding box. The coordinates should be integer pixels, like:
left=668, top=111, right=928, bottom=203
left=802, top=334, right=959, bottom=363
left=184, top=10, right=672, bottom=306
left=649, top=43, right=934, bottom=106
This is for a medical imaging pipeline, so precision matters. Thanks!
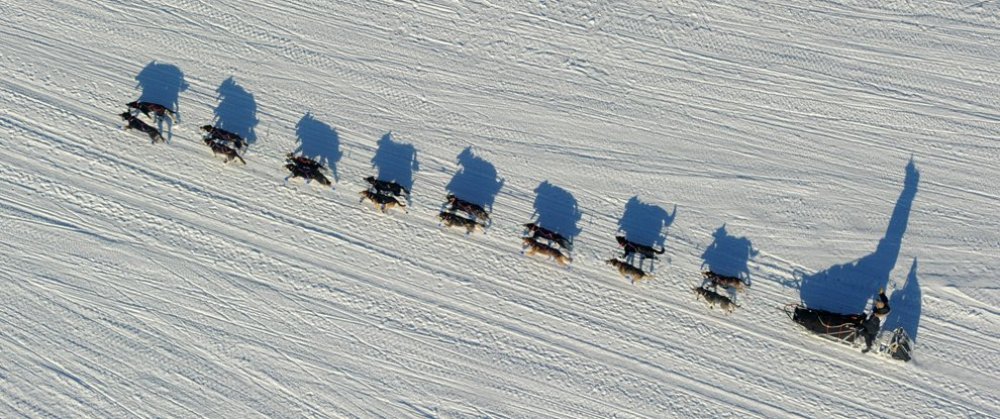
left=293, top=113, right=343, bottom=184
left=134, top=60, right=188, bottom=140
left=617, top=196, right=676, bottom=271
left=529, top=181, right=582, bottom=246
left=212, top=76, right=259, bottom=148
left=794, top=159, right=921, bottom=318
left=445, top=146, right=504, bottom=212
left=701, top=224, right=758, bottom=298
left=371, top=132, right=419, bottom=194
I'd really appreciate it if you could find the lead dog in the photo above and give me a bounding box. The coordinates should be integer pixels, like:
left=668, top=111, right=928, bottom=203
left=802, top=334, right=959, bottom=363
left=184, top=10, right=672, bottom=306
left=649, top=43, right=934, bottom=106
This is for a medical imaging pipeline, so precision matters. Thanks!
left=120, top=112, right=164, bottom=143
left=523, top=237, right=572, bottom=266
left=523, top=222, right=571, bottom=250
left=438, top=211, right=484, bottom=234
left=702, top=271, right=747, bottom=292
left=126, top=101, right=175, bottom=122
left=616, top=235, right=665, bottom=259
left=606, top=258, right=649, bottom=282
left=203, top=138, right=245, bottom=164
left=692, top=286, right=740, bottom=313
left=359, top=190, right=406, bottom=213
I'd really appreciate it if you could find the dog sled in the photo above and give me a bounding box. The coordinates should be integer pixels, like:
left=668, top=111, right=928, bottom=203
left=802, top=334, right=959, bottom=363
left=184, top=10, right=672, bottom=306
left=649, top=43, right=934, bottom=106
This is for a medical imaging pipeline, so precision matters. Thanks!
left=784, top=303, right=913, bottom=361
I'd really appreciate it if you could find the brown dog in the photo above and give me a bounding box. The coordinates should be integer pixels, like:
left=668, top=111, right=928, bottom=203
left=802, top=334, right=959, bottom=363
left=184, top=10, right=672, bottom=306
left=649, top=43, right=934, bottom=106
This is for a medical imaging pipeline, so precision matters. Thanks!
left=693, top=286, right=740, bottom=314
left=203, top=138, right=245, bottom=164
left=360, top=190, right=406, bottom=213
left=438, top=211, right=484, bottom=234
left=523, top=237, right=571, bottom=266
left=120, top=112, right=164, bottom=143
left=702, top=271, right=746, bottom=292
left=606, top=258, right=649, bottom=282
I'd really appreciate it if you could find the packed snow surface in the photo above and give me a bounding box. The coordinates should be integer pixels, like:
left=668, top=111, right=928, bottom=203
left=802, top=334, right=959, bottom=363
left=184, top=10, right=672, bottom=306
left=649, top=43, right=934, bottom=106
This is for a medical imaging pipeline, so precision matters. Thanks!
left=2, top=0, right=999, bottom=417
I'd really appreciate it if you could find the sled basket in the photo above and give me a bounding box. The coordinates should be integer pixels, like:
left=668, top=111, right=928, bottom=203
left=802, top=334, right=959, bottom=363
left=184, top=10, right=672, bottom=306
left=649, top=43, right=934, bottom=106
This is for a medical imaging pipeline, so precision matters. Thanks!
left=785, top=303, right=865, bottom=344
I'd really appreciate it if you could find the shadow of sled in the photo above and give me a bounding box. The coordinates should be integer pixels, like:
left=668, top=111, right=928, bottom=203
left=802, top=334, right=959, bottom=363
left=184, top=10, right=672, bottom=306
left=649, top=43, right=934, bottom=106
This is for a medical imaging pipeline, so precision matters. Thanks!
left=784, top=303, right=912, bottom=362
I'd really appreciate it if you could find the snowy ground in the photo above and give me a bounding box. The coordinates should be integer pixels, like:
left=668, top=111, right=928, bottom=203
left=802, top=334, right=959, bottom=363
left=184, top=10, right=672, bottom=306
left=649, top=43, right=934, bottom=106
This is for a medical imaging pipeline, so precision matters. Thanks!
left=2, top=0, right=999, bottom=417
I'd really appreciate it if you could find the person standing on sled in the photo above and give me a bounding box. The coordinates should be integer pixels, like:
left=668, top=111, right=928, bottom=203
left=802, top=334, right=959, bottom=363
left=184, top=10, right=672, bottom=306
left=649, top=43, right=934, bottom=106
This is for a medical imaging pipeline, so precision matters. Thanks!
left=860, top=289, right=891, bottom=353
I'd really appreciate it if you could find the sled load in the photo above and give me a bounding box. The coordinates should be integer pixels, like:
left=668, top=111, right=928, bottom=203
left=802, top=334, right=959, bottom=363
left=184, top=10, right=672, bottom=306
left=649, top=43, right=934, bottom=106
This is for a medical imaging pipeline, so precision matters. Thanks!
left=284, top=153, right=332, bottom=186
left=785, top=303, right=865, bottom=343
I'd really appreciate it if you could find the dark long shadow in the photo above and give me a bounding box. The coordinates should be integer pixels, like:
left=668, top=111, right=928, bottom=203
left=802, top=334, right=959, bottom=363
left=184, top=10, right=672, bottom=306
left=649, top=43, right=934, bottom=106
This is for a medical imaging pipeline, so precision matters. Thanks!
left=617, top=196, right=676, bottom=250
left=701, top=224, right=758, bottom=285
left=135, top=61, right=188, bottom=117
left=294, top=113, right=342, bottom=183
left=530, top=181, right=582, bottom=243
left=798, top=159, right=920, bottom=315
left=882, top=258, right=921, bottom=343
left=212, top=77, right=258, bottom=147
left=445, top=147, right=504, bottom=211
left=371, top=132, right=419, bottom=193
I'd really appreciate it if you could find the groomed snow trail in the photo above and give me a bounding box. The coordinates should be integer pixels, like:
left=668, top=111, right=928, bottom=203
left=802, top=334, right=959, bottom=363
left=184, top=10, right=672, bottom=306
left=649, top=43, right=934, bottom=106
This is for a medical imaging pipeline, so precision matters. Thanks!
left=2, top=0, right=998, bottom=417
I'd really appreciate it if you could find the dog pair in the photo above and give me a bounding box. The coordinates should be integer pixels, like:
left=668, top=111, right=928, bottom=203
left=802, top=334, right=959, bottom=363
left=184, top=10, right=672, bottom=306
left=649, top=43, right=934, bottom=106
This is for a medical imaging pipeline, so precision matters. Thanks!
left=523, top=237, right=572, bottom=266
left=445, top=194, right=490, bottom=223
left=201, top=125, right=246, bottom=150
left=120, top=112, right=164, bottom=143
left=606, top=258, right=650, bottom=283
left=438, top=211, right=485, bottom=234
left=365, top=176, right=409, bottom=199
left=360, top=190, right=406, bottom=214
left=523, top=222, right=571, bottom=250
left=616, top=235, right=665, bottom=259
left=284, top=155, right=331, bottom=186
left=702, top=271, right=747, bottom=292
left=692, top=286, right=740, bottom=314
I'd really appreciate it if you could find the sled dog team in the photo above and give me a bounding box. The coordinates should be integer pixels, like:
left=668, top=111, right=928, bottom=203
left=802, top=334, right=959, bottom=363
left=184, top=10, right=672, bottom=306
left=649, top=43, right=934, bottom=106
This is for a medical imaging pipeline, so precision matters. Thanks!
left=118, top=99, right=895, bottom=356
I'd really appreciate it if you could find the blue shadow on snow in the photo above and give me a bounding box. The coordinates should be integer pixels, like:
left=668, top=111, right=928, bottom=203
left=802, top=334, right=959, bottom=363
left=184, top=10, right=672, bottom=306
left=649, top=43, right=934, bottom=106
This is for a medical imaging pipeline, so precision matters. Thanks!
left=881, top=258, right=922, bottom=343
left=617, top=196, right=676, bottom=251
left=294, top=113, right=343, bottom=183
left=701, top=224, right=758, bottom=285
left=445, top=147, right=504, bottom=211
left=530, top=181, right=582, bottom=243
left=371, top=132, right=419, bottom=193
left=212, top=76, right=259, bottom=147
left=134, top=60, right=188, bottom=117
left=797, top=158, right=919, bottom=315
